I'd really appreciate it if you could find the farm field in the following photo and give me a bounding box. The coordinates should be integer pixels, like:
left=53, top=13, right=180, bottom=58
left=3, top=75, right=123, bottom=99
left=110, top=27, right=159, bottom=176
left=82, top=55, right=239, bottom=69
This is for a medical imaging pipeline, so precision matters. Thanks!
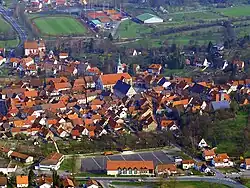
left=216, top=5, right=250, bottom=17
left=168, top=11, right=223, bottom=22
left=122, top=26, right=223, bottom=48
left=32, top=16, right=87, bottom=36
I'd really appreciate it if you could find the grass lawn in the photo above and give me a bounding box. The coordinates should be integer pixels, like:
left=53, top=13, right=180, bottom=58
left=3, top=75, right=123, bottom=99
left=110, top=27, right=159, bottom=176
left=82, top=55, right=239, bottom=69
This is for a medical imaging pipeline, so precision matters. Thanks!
left=111, top=181, right=230, bottom=187
left=117, top=20, right=153, bottom=39
left=60, top=158, right=73, bottom=171
left=218, top=167, right=239, bottom=174
left=0, top=39, right=19, bottom=48
left=0, top=16, right=11, bottom=33
left=33, top=16, right=87, bottom=36
left=216, top=5, right=250, bottom=17
left=214, top=110, right=248, bottom=155
left=169, top=11, right=222, bottom=22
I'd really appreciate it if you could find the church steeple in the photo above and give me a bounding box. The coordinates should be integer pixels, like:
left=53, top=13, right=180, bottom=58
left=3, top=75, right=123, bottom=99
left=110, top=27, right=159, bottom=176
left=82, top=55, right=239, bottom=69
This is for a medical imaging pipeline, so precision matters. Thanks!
left=116, top=54, right=123, bottom=73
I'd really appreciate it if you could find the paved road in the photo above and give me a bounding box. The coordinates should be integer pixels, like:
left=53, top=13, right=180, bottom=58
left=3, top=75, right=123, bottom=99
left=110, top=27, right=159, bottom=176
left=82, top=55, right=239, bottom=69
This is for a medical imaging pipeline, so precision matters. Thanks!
left=0, top=5, right=27, bottom=47
left=75, top=176, right=246, bottom=188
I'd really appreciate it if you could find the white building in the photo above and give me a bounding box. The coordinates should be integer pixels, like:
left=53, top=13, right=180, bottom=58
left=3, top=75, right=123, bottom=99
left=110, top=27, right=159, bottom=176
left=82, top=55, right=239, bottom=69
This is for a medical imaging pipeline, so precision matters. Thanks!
left=8, top=151, right=33, bottom=164
left=107, top=161, right=154, bottom=176
left=36, top=152, right=64, bottom=171
left=0, top=56, right=6, bottom=66
left=182, top=160, right=195, bottom=170
left=136, top=13, right=163, bottom=24
left=198, top=138, right=208, bottom=148
left=24, top=40, right=46, bottom=56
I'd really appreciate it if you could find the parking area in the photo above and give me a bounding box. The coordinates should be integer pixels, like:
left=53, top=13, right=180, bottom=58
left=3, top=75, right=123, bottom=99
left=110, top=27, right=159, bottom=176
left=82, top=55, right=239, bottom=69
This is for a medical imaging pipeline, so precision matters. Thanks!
left=81, top=150, right=173, bottom=173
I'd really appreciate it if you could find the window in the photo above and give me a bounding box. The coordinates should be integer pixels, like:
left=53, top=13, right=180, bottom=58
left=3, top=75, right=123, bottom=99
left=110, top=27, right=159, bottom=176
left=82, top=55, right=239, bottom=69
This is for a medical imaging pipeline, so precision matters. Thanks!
left=118, top=168, right=122, bottom=174
left=134, top=168, right=137, bottom=174
left=129, top=168, right=132, bottom=174
left=123, top=168, right=127, bottom=174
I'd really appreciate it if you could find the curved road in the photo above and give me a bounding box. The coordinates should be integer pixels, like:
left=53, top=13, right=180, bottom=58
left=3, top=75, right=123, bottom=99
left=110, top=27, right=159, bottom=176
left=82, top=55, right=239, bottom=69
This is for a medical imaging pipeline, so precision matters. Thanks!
left=75, top=176, right=246, bottom=188
left=0, top=5, right=27, bottom=48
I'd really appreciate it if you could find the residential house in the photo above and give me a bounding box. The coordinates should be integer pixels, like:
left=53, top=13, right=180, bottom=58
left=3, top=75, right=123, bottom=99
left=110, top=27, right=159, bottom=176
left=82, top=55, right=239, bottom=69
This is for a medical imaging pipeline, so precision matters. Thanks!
left=0, top=177, right=7, bottom=188
left=0, top=56, right=6, bottom=66
left=106, top=161, right=154, bottom=176
left=85, top=179, right=99, bottom=188
left=198, top=139, right=208, bottom=149
left=8, top=151, right=33, bottom=164
left=182, top=160, right=195, bottom=170
left=16, top=175, right=28, bottom=188
left=141, top=113, right=158, bottom=132
left=194, top=162, right=211, bottom=173
left=155, top=164, right=177, bottom=176
left=24, top=40, right=45, bottom=56
left=113, top=80, right=136, bottom=98
left=62, top=177, right=75, bottom=188
left=59, top=52, right=68, bottom=59
left=36, top=176, right=53, bottom=188
left=36, top=152, right=64, bottom=171
left=148, top=64, right=162, bottom=75
left=244, top=158, right=250, bottom=170
left=212, top=153, right=234, bottom=168
left=160, top=119, right=178, bottom=131
left=211, top=101, right=230, bottom=111
left=96, top=73, right=132, bottom=91
left=202, top=149, right=216, bottom=161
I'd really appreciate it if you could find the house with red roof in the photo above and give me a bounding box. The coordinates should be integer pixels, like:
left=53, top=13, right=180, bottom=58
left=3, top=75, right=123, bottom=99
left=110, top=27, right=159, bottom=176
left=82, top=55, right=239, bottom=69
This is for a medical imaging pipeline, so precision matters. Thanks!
left=96, top=73, right=132, bottom=91
left=106, top=161, right=154, bottom=176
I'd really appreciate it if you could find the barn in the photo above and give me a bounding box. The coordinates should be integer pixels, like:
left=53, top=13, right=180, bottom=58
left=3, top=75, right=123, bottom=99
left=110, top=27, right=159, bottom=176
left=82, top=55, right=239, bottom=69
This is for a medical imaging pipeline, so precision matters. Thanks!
left=136, top=13, right=163, bottom=24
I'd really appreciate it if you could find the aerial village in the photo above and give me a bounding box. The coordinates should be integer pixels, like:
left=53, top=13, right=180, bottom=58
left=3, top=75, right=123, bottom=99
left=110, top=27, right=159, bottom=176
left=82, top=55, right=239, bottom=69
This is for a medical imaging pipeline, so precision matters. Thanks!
left=0, top=40, right=249, bottom=187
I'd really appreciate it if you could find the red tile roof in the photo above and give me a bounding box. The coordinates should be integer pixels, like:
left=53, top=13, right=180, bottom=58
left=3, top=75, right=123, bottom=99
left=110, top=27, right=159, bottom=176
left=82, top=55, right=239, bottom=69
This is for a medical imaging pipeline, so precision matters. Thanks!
left=100, top=73, right=132, bottom=85
left=107, top=161, right=154, bottom=171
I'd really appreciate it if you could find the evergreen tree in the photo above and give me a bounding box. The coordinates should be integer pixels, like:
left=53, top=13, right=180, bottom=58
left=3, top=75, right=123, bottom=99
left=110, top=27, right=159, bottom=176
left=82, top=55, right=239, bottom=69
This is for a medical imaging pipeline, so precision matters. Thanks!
left=108, top=33, right=113, bottom=41
left=28, top=169, right=35, bottom=186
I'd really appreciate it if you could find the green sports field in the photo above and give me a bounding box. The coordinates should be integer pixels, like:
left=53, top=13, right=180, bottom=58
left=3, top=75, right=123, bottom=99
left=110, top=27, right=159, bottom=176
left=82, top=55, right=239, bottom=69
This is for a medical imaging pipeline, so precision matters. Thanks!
left=32, top=16, right=87, bottom=36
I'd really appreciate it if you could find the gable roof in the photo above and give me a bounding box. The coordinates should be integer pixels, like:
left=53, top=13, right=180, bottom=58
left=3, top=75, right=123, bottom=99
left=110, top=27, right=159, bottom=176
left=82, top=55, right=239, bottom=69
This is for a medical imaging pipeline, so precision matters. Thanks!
left=0, top=177, right=7, bottom=186
left=16, top=176, right=28, bottom=185
left=24, top=41, right=38, bottom=49
left=54, top=82, right=72, bottom=90
left=107, top=160, right=154, bottom=170
left=113, top=80, right=131, bottom=94
left=100, top=73, right=131, bottom=85
left=156, top=164, right=177, bottom=172
left=136, top=13, right=161, bottom=21
left=211, top=101, right=230, bottom=111
left=203, top=149, right=215, bottom=156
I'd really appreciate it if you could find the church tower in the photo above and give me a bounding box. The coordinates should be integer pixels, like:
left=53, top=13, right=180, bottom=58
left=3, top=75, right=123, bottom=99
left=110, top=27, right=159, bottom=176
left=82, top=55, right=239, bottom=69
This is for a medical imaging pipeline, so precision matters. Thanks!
left=116, top=54, right=123, bottom=73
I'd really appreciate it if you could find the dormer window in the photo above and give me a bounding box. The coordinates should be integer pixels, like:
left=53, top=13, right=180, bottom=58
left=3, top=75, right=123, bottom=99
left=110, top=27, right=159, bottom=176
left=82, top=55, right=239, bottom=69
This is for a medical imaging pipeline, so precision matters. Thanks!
left=134, top=168, right=137, bottom=174
left=123, top=168, right=127, bottom=174
left=118, top=168, right=121, bottom=174
left=128, top=168, right=132, bottom=174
